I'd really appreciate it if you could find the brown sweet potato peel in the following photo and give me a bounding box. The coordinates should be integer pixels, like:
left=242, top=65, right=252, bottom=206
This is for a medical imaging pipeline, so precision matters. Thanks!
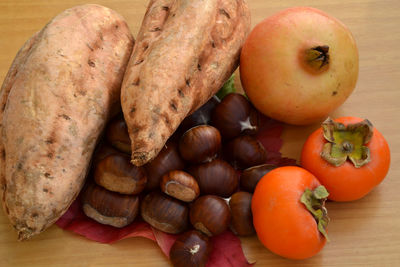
left=121, top=0, right=251, bottom=166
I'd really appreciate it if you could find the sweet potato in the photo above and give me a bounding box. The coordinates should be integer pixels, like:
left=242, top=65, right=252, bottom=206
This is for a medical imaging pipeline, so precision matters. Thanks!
left=121, top=0, right=251, bottom=166
left=0, top=4, right=134, bottom=240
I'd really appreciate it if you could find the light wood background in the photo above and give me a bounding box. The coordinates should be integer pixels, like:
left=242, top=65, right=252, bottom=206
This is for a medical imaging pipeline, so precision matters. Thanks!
left=0, top=0, right=399, bottom=266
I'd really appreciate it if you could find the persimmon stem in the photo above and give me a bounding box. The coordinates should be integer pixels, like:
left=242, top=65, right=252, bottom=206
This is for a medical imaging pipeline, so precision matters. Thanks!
left=320, top=118, right=373, bottom=168
left=301, top=186, right=330, bottom=241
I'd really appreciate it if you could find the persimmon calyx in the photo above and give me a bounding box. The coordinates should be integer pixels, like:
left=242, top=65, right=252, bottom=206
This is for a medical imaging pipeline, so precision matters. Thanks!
left=300, top=185, right=330, bottom=241
left=305, top=45, right=330, bottom=71
left=320, top=117, right=373, bottom=168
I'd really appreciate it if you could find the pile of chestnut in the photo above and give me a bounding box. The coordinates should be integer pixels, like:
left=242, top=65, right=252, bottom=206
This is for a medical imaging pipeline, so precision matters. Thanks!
left=82, top=93, right=277, bottom=267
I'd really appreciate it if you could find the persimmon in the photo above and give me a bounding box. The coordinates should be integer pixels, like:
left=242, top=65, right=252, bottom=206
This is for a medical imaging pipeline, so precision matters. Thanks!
left=252, top=166, right=329, bottom=260
left=301, top=117, right=390, bottom=201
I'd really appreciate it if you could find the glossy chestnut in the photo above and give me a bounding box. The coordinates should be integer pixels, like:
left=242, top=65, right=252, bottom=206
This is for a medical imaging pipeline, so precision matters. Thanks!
left=169, top=230, right=212, bottom=267
left=144, top=141, right=185, bottom=190
left=82, top=183, right=139, bottom=228
left=188, top=159, right=238, bottom=198
left=229, top=191, right=255, bottom=236
left=240, top=164, right=277, bottom=192
left=161, top=170, right=200, bottom=202
left=106, top=115, right=131, bottom=154
left=141, top=191, right=189, bottom=234
left=224, top=135, right=267, bottom=169
left=178, top=96, right=220, bottom=134
left=189, top=195, right=231, bottom=236
left=92, top=142, right=120, bottom=165
left=211, top=93, right=259, bottom=140
left=179, top=125, right=221, bottom=164
left=94, top=153, right=147, bottom=194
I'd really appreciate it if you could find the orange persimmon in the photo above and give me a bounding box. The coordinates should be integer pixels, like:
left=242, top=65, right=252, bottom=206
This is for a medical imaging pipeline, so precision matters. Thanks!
left=252, top=166, right=329, bottom=260
left=301, top=117, right=390, bottom=201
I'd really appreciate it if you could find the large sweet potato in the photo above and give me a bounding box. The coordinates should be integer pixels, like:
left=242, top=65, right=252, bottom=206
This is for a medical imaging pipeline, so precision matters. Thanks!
left=0, top=4, right=134, bottom=240
left=121, top=0, right=251, bottom=166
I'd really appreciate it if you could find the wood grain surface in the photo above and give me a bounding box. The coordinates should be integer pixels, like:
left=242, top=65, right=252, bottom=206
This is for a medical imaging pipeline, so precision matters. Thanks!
left=1, top=0, right=399, bottom=266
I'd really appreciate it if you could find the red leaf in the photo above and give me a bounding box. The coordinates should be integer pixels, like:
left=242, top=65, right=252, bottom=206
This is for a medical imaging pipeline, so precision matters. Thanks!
left=152, top=228, right=177, bottom=258
left=55, top=115, right=295, bottom=266
left=207, top=231, right=254, bottom=267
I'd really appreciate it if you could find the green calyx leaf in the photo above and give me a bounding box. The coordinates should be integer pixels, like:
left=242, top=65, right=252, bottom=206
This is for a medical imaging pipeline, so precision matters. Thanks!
left=216, top=74, right=236, bottom=100
left=320, top=117, right=373, bottom=168
left=300, top=185, right=330, bottom=242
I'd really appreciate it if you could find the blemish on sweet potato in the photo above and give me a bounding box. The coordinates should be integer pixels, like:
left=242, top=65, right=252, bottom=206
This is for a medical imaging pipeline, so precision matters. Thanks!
left=170, top=100, right=178, bottom=112
left=150, top=27, right=162, bottom=32
left=86, top=43, right=94, bottom=51
left=59, top=114, right=71, bottom=120
left=134, top=59, right=144, bottom=65
left=45, top=138, right=54, bottom=145
left=17, top=162, right=23, bottom=170
left=132, top=78, right=140, bottom=86
left=161, top=113, right=170, bottom=125
left=77, top=89, right=87, bottom=96
left=178, top=89, right=185, bottom=98
left=219, top=8, right=231, bottom=19
left=88, top=59, right=96, bottom=67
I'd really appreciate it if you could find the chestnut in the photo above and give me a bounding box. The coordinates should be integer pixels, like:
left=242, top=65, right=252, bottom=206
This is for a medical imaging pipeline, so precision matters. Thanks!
left=141, top=191, right=189, bottom=234
left=229, top=191, right=255, bottom=236
left=224, top=135, right=267, bottom=169
left=92, top=142, right=120, bottom=165
left=178, top=96, right=220, bottom=133
left=169, top=230, right=212, bottom=267
left=161, top=170, right=200, bottom=202
left=188, top=159, right=238, bottom=198
left=211, top=93, right=259, bottom=140
left=190, top=195, right=231, bottom=236
left=144, top=141, right=185, bottom=190
left=240, top=164, right=277, bottom=192
left=82, top=183, right=139, bottom=228
left=106, top=115, right=131, bottom=154
left=179, top=125, right=221, bottom=164
left=94, top=154, right=147, bottom=195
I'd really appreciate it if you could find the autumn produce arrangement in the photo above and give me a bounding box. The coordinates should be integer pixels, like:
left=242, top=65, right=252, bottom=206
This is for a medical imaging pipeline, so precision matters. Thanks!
left=0, top=1, right=391, bottom=267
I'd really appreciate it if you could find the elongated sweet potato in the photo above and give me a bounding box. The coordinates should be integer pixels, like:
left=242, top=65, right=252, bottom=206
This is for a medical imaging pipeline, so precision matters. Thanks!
left=0, top=4, right=134, bottom=240
left=121, top=0, right=251, bottom=166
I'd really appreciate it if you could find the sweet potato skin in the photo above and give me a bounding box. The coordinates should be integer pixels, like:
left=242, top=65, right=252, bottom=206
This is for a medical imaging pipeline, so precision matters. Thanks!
left=121, top=0, right=251, bottom=166
left=0, top=4, right=134, bottom=240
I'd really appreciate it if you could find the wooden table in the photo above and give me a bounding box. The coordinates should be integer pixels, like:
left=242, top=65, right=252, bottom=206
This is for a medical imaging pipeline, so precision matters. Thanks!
left=0, top=0, right=399, bottom=266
